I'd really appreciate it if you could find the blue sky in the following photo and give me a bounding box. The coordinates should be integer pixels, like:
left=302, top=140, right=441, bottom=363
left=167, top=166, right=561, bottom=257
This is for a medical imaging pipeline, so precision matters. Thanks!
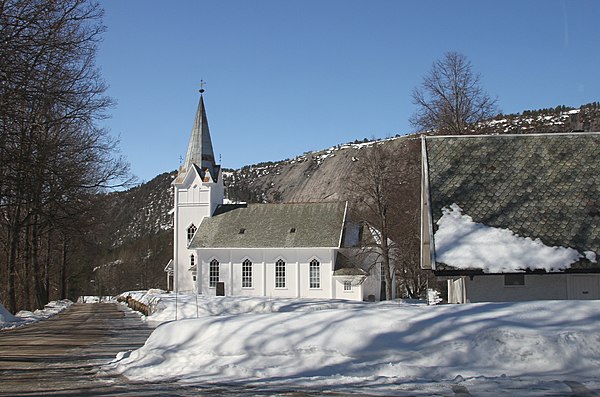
left=96, top=0, right=600, bottom=183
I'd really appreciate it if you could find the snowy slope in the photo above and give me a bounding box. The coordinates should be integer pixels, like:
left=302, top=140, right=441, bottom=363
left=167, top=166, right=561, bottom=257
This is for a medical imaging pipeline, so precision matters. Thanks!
left=105, top=292, right=600, bottom=393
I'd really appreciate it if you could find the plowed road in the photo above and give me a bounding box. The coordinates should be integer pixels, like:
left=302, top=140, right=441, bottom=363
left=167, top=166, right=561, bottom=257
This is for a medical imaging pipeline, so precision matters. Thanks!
left=0, top=303, right=160, bottom=395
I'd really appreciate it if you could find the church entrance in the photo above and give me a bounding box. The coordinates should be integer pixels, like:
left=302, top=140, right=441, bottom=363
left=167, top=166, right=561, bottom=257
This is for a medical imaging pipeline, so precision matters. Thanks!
left=216, top=282, right=225, bottom=296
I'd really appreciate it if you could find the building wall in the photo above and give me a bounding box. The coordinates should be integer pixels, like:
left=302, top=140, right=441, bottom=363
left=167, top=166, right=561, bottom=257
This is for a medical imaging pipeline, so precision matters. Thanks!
left=196, top=248, right=366, bottom=301
left=360, top=265, right=383, bottom=301
left=458, top=274, right=600, bottom=302
left=333, top=278, right=363, bottom=301
left=173, top=171, right=223, bottom=293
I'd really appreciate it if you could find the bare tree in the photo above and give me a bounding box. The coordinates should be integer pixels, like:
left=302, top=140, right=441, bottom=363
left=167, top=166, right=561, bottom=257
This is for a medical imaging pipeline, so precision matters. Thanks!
left=346, top=143, right=398, bottom=300
left=0, top=0, right=131, bottom=312
left=346, top=138, right=435, bottom=300
left=410, top=52, right=498, bottom=134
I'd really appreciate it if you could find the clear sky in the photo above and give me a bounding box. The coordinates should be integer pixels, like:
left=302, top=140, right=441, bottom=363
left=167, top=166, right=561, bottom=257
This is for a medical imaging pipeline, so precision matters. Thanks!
left=96, top=0, right=600, bottom=183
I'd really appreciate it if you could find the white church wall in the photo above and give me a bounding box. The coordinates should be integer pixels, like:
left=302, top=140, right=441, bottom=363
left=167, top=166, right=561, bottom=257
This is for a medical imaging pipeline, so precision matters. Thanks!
left=195, top=248, right=344, bottom=299
left=173, top=171, right=220, bottom=293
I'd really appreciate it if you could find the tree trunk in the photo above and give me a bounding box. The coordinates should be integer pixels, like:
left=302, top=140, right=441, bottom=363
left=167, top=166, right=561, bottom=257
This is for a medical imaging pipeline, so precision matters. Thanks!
left=45, top=232, right=51, bottom=303
left=60, top=237, right=68, bottom=300
left=32, top=219, right=47, bottom=309
left=23, top=223, right=32, bottom=310
left=7, top=214, right=21, bottom=313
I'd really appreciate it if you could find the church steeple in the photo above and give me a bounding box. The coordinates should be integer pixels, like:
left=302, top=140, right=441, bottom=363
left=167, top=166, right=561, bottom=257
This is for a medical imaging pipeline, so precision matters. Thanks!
left=181, top=90, right=219, bottom=182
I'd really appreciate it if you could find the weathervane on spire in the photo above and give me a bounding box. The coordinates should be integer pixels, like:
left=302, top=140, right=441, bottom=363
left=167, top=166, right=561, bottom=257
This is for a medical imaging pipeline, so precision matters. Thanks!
left=199, top=79, right=206, bottom=94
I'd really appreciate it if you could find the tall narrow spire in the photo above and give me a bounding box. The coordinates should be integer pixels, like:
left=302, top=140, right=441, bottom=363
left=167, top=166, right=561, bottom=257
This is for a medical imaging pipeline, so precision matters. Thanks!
left=182, top=93, right=218, bottom=180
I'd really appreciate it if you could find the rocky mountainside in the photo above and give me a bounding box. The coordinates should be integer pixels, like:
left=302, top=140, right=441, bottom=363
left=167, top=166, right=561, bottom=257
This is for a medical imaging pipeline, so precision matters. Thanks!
left=92, top=103, right=600, bottom=293
left=224, top=104, right=600, bottom=205
left=103, top=171, right=175, bottom=247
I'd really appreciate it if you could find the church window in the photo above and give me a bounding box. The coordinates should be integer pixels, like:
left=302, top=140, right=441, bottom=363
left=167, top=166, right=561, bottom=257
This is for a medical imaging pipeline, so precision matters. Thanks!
left=242, top=259, right=252, bottom=288
left=309, top=259, right=320, bottom=289
left=209, top=259, right=219, bottom=288
left=344, top=281, right=352, bottom=291
left=275, top=259, right=286, bottom=288
left=187, top=224, right=197, bottom=243
left=190, top=255, right=197, bottom=281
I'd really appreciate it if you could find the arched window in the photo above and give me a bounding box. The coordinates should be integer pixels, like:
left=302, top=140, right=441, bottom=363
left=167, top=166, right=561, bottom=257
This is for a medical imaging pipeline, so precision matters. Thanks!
left=242, top=259, right=252, bottom=288
left=309, top=259, right=320, bottom=289
left=209, top=259, right=219, bottom=287
left=275, top=259, right=286, bottom=288
left=187, top=224, right=197, bottom=243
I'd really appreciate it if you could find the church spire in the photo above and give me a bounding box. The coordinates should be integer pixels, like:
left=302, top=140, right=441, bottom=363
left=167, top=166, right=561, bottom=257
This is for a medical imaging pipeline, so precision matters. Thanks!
left=182, top=89, right=218, bottom=181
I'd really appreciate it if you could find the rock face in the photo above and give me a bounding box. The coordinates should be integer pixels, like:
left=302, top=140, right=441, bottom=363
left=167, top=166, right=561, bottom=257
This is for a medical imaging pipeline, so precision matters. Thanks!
left=224, top=137, right=419, bottom=204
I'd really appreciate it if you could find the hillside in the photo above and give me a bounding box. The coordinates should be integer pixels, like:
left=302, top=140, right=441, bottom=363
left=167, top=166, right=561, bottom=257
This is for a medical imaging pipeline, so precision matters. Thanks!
left=91, top=103, right=600, bottom=293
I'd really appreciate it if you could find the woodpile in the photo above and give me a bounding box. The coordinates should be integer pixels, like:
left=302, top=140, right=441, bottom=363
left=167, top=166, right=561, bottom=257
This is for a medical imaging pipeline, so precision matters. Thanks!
left=117, top=295, right=151, bottom=316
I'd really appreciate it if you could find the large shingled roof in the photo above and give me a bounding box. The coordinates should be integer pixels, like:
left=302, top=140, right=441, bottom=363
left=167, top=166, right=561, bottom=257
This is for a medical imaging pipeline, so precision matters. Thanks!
left=425, top=133, right=600, bottom=269
left=189, top=202, right=346, bottom=249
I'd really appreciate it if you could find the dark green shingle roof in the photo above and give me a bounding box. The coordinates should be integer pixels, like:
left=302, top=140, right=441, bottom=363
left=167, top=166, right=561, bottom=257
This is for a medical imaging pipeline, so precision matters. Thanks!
left=425, top=133, right=600, bottom=264
left=189, top=202, right=346, bottom=248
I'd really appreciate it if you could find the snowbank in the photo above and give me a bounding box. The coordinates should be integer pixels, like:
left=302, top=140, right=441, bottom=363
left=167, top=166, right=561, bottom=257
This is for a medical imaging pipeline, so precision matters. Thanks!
left=106, top=292, right=600, bottom=391
left=435, top=204, right=585, bottom=273
left=0, top=300, right=73, bottom=329
left=0, top=303, right=23, bottom=327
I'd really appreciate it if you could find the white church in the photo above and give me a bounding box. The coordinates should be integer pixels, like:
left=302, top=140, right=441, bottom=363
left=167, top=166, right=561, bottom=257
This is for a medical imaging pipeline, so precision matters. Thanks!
left=165, top=92, right=392, bottom=301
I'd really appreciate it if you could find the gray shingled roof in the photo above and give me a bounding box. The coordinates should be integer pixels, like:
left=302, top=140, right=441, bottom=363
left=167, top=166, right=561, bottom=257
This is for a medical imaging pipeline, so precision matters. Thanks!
left=425, top=133, right=600, bottom=270
left=189, top=202, right=346, bottom=249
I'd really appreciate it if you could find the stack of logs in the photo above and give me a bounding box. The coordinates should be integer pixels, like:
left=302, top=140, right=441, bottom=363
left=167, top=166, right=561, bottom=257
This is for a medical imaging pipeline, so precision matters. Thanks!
left=117, top=295, right=151, bottom=316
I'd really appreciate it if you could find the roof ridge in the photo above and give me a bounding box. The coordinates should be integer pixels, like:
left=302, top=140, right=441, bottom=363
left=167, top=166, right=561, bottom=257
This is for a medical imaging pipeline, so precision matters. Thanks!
left=247, top=201, right=344, bottom=206
left=426, top=131, right=600, bottom=140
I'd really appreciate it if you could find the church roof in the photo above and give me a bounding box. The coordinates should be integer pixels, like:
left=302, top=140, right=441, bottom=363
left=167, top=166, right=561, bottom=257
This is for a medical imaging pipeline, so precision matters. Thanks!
left=176, top=94, right=219, bottom=183
left=424, top=132, right=600, bottom=272
left=189, top=202, right=347, bottom=249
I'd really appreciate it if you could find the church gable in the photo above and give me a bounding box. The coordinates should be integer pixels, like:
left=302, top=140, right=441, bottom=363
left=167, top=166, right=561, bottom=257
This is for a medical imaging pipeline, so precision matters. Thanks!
left=189, top=202, right=347, bottom=249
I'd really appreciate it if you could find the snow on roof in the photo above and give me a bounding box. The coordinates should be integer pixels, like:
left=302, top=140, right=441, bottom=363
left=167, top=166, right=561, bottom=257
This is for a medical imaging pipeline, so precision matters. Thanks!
left=435, top=204, right=583, bottom=273
left=424, top=133, right=600, bottom=271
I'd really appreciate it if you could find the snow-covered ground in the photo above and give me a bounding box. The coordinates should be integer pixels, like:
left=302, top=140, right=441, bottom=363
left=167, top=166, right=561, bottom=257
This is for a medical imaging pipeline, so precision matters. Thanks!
left=104, top=291, right=600, bottom=394
left=0, top=300, right=73, bottom=329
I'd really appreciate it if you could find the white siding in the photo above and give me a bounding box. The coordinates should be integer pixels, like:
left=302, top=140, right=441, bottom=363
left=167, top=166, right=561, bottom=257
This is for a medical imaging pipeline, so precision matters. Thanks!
left=173, top=170, right=224, bottom=293
left=462, top=274, right=600, bottom=302
left=194, top=248, right=366, bottom=300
